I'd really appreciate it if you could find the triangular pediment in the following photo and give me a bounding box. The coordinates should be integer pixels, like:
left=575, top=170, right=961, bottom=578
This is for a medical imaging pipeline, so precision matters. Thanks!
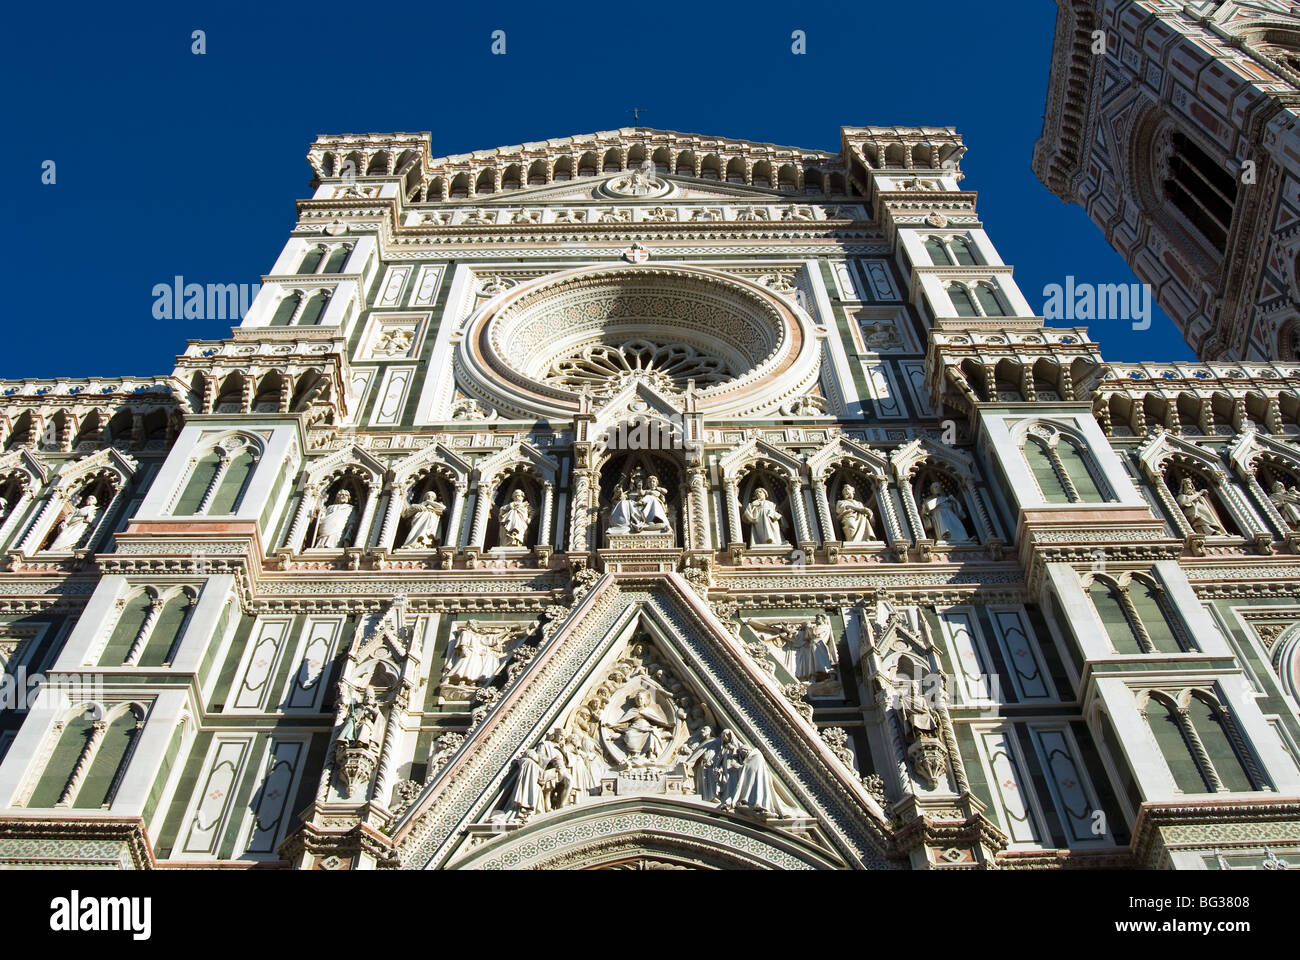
left=390, top=573, right=896, bottom=870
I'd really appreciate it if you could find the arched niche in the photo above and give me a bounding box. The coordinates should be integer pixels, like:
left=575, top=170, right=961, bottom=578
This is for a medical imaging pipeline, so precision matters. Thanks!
left=596, top=450, right=684, bottom=547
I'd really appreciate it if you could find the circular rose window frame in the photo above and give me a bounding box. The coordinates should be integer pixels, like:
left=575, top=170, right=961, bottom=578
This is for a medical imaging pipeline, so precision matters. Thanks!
left=454, top=263, right=822, bottom=420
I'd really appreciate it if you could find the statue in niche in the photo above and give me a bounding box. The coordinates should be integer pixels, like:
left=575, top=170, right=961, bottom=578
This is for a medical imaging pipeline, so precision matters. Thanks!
left=1176, top=477, right=1228, bottom=536
left=683, top=726, right=725, bottom=802
left=920, top=481, right=972, bottom=542
left=605, top=469, right=673, bottom=543
left=607, top=688, right=675, bottom=766
left=607, top=485, right=637, bottom=535
left=443, top=620, right=517, bottom=686
left=835, top=484, right=875, bottom=543
left=49, top=493, right=99, bottom=551
left=0, top=493, right=11, bottom=524
left=313, top=489, right=357, bottom=549
left=742, top=487, right=785, bottom=546
left=1269, top=479, right=1300, bottom=530
left=497, top=489, right=533, bottom=548
left=337, top=689, right=381, bottom=748
left=750, top=615, right=837, bottom=682
left=401, top=490, right=447, bottom=548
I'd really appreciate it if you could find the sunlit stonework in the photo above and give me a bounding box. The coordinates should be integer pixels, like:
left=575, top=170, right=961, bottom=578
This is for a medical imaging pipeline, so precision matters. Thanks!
left=0, top=116, right=1297, bottom=872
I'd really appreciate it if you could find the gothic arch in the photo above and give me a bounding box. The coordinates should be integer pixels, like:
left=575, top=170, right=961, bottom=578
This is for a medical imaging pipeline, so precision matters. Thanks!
left=448, top=796, right=844, bottom=870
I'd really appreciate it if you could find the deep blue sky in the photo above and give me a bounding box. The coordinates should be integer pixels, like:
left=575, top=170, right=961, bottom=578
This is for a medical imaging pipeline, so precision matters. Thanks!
left=0, top=1, right=1194, bottom=381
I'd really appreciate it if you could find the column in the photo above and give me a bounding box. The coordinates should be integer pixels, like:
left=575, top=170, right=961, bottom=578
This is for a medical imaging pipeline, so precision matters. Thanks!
left=123, top=595, right=166, bottom=666
left=724, top=478, right=743, bottom=546
left=286, top=483, right=322, bottom=552
left=688, top=467, right=710, bottom=550
left=788, top=477, right=813, bottom=546
left=469, top=479, right=496, bottom=549
left=196, top=454, right=233, bottom=515
left=537, top=481, right=554, bottom=549
left=899, top=477, right=925, bottom=543
left=354, top=482, right=382, bottom=549
left=444, top=481, right=467, bottom=550
left=813, top=475, right=834, bottom=544
left=377, top=480, right=408, bottom=551
left=56, top=720, right=107, bottom=807
left=963, top=480, right=997, bottom=543
left=567, top=469, right=591, bottom=553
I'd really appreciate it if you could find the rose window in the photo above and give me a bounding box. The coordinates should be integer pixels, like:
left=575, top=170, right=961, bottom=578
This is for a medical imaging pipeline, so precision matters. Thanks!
left=456, top=263, right=821, bottom=419
left=544, top=339, right=731, bottom=396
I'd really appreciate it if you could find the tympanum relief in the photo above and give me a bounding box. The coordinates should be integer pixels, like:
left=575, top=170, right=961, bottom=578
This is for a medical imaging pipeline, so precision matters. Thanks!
left=491, top=639, right=799, bottom=825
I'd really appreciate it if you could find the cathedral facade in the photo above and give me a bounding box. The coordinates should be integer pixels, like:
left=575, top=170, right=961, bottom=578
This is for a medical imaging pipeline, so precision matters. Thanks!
left=0, top=124, right=1297, bottom=870
left=1036, top=0, right=1300, bottom=361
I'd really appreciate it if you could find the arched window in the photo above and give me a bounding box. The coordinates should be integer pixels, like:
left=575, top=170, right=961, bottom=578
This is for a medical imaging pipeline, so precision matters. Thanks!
left=175, top=451, right=222, bottom=515
left=1128, top=580, right=1184, bottom=654
left=1159, top=129, right=1237, bottom=253
left=948, top=283, right=979, bottom=318
left=322, top=245, right=350, bottom=274
left=138, top=591, right=194, bottom=666
left=950, top=236, right=978, bottom=266
left=975, top=283, right=1007, bottom=317
left=174, top=438, right=260, bottom=517
left=925, top=237, right=954, bottom=266
left=1026, top=438, right=1070, bottom=504
left=1055, top=438, right=1105, bottom=501
left=1144, top=696, right=1208, bottom=793
left=268, top=293, right=301, bottom=327
left=297, top=291, right=330, bottom=326
left=75, top=709, right=142, bottom=809
left=1188, top=695, right=1256, bottom=792
left=297, top=246, right=325, bottom=274
left=100, top=591, right=154, bottom=665
left=1089, top=580, right=1144, bottom=654
left=27, top=713, right=96, bottom=806
left=208, top=447, right=256, bottom=514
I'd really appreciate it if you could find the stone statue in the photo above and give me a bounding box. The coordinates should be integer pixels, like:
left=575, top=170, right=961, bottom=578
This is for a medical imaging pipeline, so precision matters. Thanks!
left=752, top=615, right=837, bottom=681
left=338, top=690, right=380, bottom=748
left=609, top=688, right=674, bottom=766
left=1176, top=477, right=1227, bottom=536
left=606, top=484, right=636, bottom=535
left=742, top=487, right=784, bottom=546
left=444, top=620, right=512, bottom=686
left=498, top=489, right=533, bottom=548
left=920, top=482, right=972, bottom=542
left=49, top=494, right=99, bottom=551
left=835, top=484, right=875, bottom=542
left=566, top=731, right=602, bottom=795
left=1269, top=480, right=1300, bottom=530
left=313, top=489, right=356, bottom=549
left=0, top=494, right=11, bottom=524
left=506, top=749, right=544, bottom=821
left=723, top=745, right=782, bottom=815
left=535, top=728, right=574, bottom=812
left=684, top=726, right=725, bottom=802
left=635, top=474, right=671, bottom=533
left=401, top=490, right=447, bottom=548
